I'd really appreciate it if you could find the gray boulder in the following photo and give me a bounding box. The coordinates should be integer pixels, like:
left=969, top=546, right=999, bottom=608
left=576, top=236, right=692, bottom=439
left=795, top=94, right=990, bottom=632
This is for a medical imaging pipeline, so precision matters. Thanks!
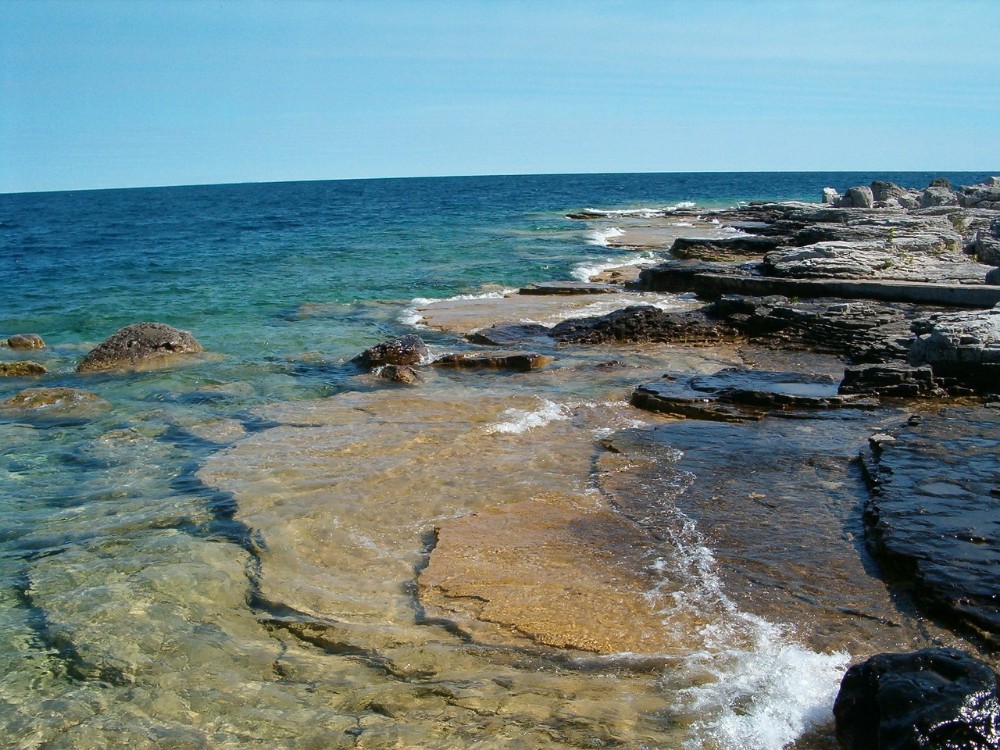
left=920, top=185, right=959, bottom=208
left=974, top=217, right=1000, bottom=266
left=959, top=177, right=1000, bottom=209
left=846, top=186, right=875, bottom=209
left=77, top=323, right=203, bottom=373
left=870, top=180, right=908, bottom=203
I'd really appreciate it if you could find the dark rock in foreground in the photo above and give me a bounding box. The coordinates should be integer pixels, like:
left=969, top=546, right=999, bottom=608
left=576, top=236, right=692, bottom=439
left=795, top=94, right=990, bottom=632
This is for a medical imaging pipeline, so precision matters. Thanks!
left=631, top=368, right=873, bottom=422
left=432, top=351, right=553, bottom=372
left=670, top=235, right=783, bottom=261
left=77, top=323, right=203, bottom=373
left=908, top=307, right=1000, bottom=394
left=862, top=409, right=1000, bottom=648
left=4, top=334, right=46, bottom=350
left=352, top=334, right=428, bottom=370
left=839, top=362, right=944, bottom=398
left=833, top=647, right=1000, bottom=750
left=0, top=361, right=48, bottom=377
left=550, top=305, right=731, bottom=345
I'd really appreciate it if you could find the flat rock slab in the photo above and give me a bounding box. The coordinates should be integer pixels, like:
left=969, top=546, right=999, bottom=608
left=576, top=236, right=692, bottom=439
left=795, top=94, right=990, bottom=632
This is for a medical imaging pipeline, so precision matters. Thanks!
left=639, top=265, right=1000, bottom=307
left=518, top=281, right=621, bottom=295
left=419, top=494, right=700, bottom=655
left=862, top=407, right=1000, bottom=648
left=631, top=368, right=874, bottom=421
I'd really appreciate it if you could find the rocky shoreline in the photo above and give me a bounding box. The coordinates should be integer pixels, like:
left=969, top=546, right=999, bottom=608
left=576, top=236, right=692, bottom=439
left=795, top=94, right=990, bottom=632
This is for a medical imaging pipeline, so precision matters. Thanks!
left=3, top=176, right=999, bottom=747
left=402, top=176, right=1000, bottom=745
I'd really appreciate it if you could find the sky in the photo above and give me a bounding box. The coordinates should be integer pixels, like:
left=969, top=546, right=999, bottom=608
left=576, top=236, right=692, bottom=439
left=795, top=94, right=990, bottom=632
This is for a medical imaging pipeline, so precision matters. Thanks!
left=1, top=0, right=998, bottom=193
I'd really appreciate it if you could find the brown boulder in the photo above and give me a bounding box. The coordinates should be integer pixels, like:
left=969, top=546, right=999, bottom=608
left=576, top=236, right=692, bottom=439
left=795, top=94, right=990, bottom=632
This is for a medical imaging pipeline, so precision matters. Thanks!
left=0, top=362, right=48, bottom=377
left=77, top=323, right=203, bottom=373
left=5, top=334, right=45, bottom=350
left=352, top=334, right=428, bottom=370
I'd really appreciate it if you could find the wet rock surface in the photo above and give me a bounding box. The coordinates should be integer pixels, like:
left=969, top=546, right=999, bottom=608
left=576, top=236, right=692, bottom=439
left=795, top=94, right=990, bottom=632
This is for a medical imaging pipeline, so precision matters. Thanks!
left=595, top=410, right=961, bottom=656
left=76, top=322, right=203, bottom=373
left=833, top=647, right=1000, bottom=750
left=631, top=367, right=872, bottom=421
left=352, top=333, right=428, bottom=369
left=862, top=408, right=1000, bottom=648
left=549, top=305, right=732, bottom=345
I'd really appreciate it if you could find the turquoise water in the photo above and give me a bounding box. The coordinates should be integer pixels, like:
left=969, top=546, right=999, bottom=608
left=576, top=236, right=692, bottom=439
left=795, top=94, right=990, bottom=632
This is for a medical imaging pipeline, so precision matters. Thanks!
left=0, top=172, right=993, bottom=749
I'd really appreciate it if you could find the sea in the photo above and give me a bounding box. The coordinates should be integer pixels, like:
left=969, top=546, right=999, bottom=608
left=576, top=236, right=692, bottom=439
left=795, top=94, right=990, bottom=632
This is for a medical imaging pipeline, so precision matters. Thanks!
left=0, top=172, right=994, bottom=749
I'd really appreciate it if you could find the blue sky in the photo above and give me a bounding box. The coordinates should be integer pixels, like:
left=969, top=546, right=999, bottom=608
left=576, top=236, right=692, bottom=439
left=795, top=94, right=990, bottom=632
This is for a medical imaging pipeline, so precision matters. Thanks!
left=1, top=0, right=997, bottom=193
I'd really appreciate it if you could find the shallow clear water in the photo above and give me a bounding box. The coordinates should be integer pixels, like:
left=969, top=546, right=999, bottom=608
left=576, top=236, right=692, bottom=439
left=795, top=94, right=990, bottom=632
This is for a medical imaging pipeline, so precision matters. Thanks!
left=1, top=172, right=994, bottom=749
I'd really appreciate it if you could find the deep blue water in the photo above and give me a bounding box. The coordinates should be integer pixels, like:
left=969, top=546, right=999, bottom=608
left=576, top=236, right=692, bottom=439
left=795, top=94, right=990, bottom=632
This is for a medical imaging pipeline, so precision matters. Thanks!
left=3, top=172, right=991, bottom=354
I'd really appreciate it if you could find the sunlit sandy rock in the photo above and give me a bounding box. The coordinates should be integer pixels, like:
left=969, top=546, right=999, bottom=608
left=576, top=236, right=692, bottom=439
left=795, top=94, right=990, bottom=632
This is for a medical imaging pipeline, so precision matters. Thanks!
left=420, top=493, right=698, bottom=654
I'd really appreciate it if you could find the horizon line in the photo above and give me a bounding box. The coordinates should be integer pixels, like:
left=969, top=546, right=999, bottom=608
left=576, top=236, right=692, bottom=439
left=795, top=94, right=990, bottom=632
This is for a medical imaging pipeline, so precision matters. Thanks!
left=3, top=168, right=997, bottom=198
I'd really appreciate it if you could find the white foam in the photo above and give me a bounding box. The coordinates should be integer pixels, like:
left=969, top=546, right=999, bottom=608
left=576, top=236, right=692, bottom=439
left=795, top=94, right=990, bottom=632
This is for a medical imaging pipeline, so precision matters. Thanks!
left=571, top=251, right=658, bottom=282
left=399, top=289, right=516, bottom=327
left=638, top=488, right=849, bottom=750
left=586, top=226, right=625, bottom=247
left=579, top=201, right=697, bottom=219
left=483, top=399, right=570, bottom=435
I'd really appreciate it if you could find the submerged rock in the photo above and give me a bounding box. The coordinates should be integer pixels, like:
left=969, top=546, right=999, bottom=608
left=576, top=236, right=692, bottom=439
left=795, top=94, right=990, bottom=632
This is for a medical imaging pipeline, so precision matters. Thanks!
left=0, top=387, right=109, bottom=414
left=77, top=323, right=203, bottom=373
left=376, top=364, right=422, bottom=385
left=466, top=322, right=552, bottom=346
left=4, top=334, right=46, bottom=350
left=833, top=647, right=1000, bottom=750
left=352, top=334, right=428, bottom=370
left=0, top=361, right=47, bottom=377
left=432, top=351, right=553, bottom=371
